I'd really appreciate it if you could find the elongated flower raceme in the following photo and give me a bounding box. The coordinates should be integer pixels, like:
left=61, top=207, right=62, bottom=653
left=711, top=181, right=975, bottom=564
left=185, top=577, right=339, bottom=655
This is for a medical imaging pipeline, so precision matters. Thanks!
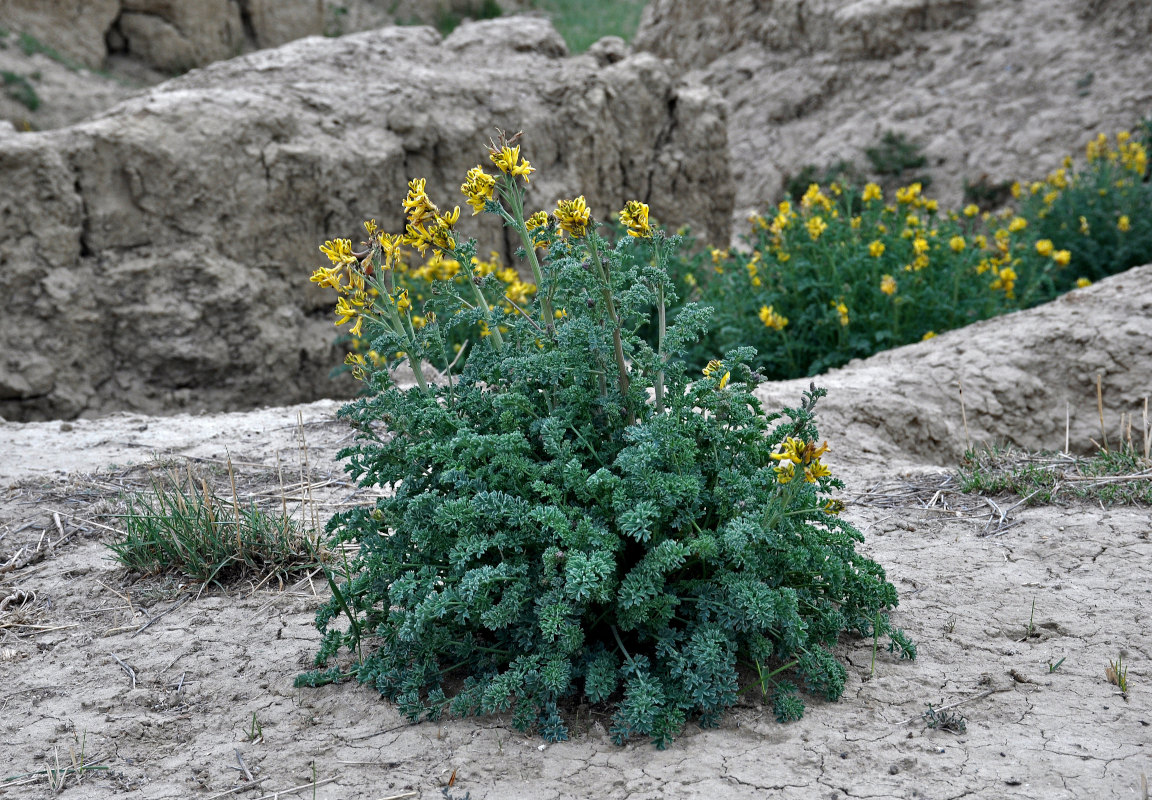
left=618, top=200, right=652, bottom=238
left=554, top=196, right=590, bottom=237
left=490, top=145, right=534, bottom=182
left=461, top=166, right=496, bottom=215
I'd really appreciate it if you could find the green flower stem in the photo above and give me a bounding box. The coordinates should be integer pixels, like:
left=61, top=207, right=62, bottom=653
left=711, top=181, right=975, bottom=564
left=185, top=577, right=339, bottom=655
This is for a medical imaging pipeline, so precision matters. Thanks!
left=459, top=256, right=505, bottom=352
left=498, top=176, right=556, bottom=337
left=652, top=236, right=669, bottom=414
left=368, top=268, right=430, bottom=395
left=586, top=234, right=631, bottom=404
left=383, top=291, right=430, bottom=395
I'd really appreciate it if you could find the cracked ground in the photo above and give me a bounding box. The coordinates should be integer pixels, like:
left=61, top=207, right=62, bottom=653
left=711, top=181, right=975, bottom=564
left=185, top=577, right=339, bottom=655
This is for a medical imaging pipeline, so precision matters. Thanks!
left=0, top=399, right=1149, bottom=800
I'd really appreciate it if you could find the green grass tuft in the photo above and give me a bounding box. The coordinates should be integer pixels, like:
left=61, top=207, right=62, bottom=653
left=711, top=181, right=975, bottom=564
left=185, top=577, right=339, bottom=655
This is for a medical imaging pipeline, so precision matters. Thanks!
left=958, top=444, right=1152, bottom=506
left=1, top=71, right=39, bottom=111
left=107, top=469, right=317, bottom=588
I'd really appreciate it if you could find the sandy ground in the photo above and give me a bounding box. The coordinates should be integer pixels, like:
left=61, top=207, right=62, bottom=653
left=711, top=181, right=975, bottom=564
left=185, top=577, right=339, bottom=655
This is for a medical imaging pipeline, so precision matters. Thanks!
left=0, top=381, right=1149, bottom=800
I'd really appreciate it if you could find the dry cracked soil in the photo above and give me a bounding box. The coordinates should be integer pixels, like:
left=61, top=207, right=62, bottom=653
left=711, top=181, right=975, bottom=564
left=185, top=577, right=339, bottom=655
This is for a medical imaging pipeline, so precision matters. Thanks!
left=1, top=339, right=1149, bottom=798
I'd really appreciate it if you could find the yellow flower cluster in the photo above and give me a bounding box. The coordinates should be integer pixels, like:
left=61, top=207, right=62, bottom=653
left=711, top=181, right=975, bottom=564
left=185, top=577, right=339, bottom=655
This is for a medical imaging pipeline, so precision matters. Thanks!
left=880, top=274, right=897, bottom=296
left=702, top=359, right=730, bottom=389
left=832, top=301, right=849, bottom=327
left=554, top=196, right=590, bottom=237
left=312, top=237, right=374, bottom=336
left=618, top=200, right=652, bottom=238
left=1086, top=131, right=1148, bottom=176
left=460, top=166, right=496, bottom=215
left=758, top=304, right=788, bottom=330
left=801, top=183, right=833, bottom=213
left=403, top=178, right=459, bottom=255
left=490, top=145, right=535, bottom=182
left=770, top=436, right=832, bottom=484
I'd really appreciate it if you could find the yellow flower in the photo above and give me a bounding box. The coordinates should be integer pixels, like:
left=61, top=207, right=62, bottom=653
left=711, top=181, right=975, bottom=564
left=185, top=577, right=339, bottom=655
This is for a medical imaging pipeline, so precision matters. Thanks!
left=1008, top=216, right=1028, bottom=233
left=832, top=300, right=849, bottom=326
left=460, top=166, right=496, bottom=215
left=862, top=183, right=883, bottom=202
left=1079, top=216, right=1090, bottom=235
left=876, top=223, right=887, bottom=234
left=1035, top=239, right=1054, bottom=257
left=774, top=462, right=795, bottom=484
left=363, top=219, right=378, bottom=236
left=913, top=253, right=930, bottom=271
left=895, top=183, right=922, bottom=205
left=801, top=183, right=832, bottom=212
left=489, top=145, right=534, bottom=182
left=526, top=210, right=549, bottom=231
left=990, top=266, right=1018, bottom=298
left=869, top=240, right=885, bottom=258
left=963, top=204, right=980, bottom=217
left=333, top=296, right=357, bottom=326
left=1076, top=277, right=1092, bottom=288
left=1118, top=215, right=1131, bottom=232
left=1053, top=249, right=1071, bottom=266
left=348, top=314, right=364, bottom=338
left=702, top=359, right=730, bottom=389
left=906, top=214, right=920, bottom=228
left=554, top=308, right=567, bottom=319
left=880, top=274, right=897, bottom=296
left=395, top=289, right=411, bottom=312
left=310, top=265, right=344, bottom=291
left=913, top=237, right=929, bottom=255
left=806, top=216, right=828, bottom=241
left=1010, top=181, right=1022, bottom=198
left=973, top=235, right=987, bottom=250
left=823, top=499, right=846, bottom=514
left=949, top=235, right=966, bottom=253
left=804, top=460, right=832, bottom=483
left=1043, top=190, right=1060, bottom=206
left=618, top=200, right=652, bottom=238
left=758, top=305, right=789, bottom=331
left=921, top=330, right=936, bottom=340
left=553, top=196, right=590, bottom=237
left=850, top=216, right=862, bottom=229
left=925, top=199, right=939, bottom=213
left=320, top=238, right=357, bottom=266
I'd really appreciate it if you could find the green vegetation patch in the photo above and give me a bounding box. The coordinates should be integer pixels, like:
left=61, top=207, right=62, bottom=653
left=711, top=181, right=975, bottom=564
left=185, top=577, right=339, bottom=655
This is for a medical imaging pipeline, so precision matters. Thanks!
left=1, top=70, right=39, bottom=111
left=530, top=0, right=648, bottom=52
left=958, top=444, right=1152, bottom=506
left=108, top=467, right=317, bottom=587
left=302, top=139, right=913, bottom=747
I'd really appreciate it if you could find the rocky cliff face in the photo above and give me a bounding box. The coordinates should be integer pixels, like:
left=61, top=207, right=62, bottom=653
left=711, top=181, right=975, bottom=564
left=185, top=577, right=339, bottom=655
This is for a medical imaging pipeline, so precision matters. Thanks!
left=634, top=0, right=1152, bottom=225
left=0, top=0, right=528, bottom=73
left=0, top=18, right=732, bottom=421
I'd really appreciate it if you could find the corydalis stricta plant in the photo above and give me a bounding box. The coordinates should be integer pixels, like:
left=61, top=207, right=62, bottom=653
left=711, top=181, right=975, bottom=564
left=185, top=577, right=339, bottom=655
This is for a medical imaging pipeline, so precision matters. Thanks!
left=302, top=135, right=913, bottom=747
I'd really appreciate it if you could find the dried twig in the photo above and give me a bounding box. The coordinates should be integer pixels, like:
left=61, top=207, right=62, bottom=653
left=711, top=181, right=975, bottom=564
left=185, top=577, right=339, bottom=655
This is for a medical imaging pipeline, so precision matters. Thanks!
left=108, top=653, right=137, bottom=689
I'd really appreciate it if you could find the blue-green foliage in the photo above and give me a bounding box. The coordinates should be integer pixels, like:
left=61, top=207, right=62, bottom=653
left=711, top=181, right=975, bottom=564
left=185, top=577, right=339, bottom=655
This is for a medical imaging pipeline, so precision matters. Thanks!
left=300, top=224, right=909, bottom=747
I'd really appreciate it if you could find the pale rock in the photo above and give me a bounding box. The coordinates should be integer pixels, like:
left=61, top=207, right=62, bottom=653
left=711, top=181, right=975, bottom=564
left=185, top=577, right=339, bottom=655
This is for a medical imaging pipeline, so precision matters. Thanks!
left=0, top=19, right=732, bottom=421
left=634, top=0, right=1152, bottom=227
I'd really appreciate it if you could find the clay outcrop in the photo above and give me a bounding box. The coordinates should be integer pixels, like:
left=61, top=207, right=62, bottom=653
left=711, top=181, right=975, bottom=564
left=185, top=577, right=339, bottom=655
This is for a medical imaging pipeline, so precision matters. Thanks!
left=0, top=18, right=732, bottom=421
left=634, top=0, right=1152, bottom=220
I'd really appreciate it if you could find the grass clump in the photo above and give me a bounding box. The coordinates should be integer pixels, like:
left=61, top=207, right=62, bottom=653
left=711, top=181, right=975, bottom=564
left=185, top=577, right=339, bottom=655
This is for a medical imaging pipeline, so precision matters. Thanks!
left=1, top=70, right=39, bottom=111
left=107, top=467, right=316, bottom=587
left=529, top=0, right=648, bottom=52
left=665, top=130, right=1152, bottom=379
left=958, top=444, right=1152, bottom=506
left=301, top=137, right=912, bottom=747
